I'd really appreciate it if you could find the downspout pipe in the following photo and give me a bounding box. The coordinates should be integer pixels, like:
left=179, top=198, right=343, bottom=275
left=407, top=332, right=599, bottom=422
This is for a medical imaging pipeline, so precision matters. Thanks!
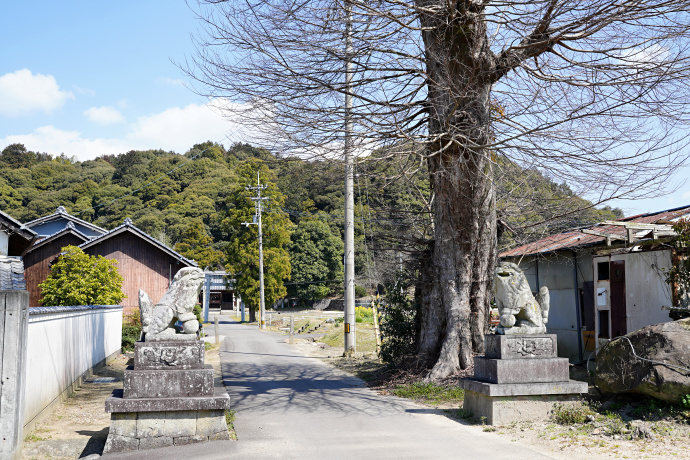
left=573, top=251, right=583, bottom=362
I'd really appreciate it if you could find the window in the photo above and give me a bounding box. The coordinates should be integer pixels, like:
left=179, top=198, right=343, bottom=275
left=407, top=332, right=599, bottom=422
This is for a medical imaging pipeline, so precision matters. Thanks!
left=597, top=261, right=610, bottom=281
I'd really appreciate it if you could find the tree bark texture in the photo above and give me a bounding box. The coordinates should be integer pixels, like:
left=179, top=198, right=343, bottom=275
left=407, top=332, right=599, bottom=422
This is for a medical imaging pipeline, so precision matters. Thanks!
left=417, top=1, right=497, bottom=379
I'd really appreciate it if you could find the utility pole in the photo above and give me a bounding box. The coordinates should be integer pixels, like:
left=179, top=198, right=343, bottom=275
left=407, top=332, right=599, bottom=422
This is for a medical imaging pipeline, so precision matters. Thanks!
left=242, top=172, right=269, bottom=330
left=343, top=0, right=356, bottom=354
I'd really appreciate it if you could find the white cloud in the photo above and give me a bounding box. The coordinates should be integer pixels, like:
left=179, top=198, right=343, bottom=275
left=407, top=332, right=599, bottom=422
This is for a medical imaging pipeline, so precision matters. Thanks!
left=0, top=100, right=249, bottom=161
left=84, top=106, right=125, bottom=125
left=682, top=189, right=690, bottom=200
left=0, top=126, right=132, bottom=161
left=127, top=101, right=236, bottom=150
left=0, top=69, right=74, bottom=116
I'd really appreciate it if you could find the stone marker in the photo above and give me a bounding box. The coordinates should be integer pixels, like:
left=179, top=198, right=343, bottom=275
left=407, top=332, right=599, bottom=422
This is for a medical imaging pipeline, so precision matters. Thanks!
left=458, top=265, right=587, bottom=425
left=103, top=268, right=231, bottom=453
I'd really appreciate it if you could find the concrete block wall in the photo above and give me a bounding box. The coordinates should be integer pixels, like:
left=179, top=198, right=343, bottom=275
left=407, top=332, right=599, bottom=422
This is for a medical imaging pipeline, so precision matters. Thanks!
left=23, top=305, right=123, bottom=434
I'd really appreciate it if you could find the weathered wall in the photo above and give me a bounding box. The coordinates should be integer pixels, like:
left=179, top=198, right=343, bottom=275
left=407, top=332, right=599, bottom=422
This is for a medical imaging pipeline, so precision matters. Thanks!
left=23, top=305, right=122, bottom=433
left=23, top=233, right=88, bottom=308
left=593, top=250, right=672, bottom=340
left=83, top=232, right=185, bottom=312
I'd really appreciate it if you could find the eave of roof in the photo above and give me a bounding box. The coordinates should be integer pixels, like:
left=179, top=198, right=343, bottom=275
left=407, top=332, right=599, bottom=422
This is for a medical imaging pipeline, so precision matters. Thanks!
left=78, top=218, right=198, bottom=267
left=23, top=206, right=107, bottom=235
left=0, top=209, right=38, bottom=240
left=499, top=204, right=690, bottom=258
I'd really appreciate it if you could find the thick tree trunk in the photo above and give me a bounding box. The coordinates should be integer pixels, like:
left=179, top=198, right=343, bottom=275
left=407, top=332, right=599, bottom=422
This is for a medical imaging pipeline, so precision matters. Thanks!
left=249, top=306, right=257, bottom=323
left=416, top=1, right=497, bottom=380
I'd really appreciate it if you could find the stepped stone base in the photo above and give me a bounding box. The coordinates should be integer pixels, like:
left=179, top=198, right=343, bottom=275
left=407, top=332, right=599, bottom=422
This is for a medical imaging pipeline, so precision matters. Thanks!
left=461, top=334, right=588, bottom=426
left=461, top=382, right=586, bottom=426
left=103, top=409, right=230, bottom=454
left=103, top=338, right=232, bottom=453
left=123, top=365, right=215, bottom=398
left=473, top=357, right=570, bottom=384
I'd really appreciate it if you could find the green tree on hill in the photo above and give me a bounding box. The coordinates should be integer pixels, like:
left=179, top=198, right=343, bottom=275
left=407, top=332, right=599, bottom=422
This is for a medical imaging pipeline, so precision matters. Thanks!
left=175, top=220, right=224, bottom=269
left=288, top=218, right=344, bottom=302
left=223, top=160, right=292, bottom=321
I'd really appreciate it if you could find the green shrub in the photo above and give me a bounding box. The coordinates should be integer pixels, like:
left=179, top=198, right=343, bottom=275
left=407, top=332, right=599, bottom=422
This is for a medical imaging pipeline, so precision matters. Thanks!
left=354, top=285, right=368, bottom=298
left=379, top=271, right=417, bottom=363
left=682, top=394, right=690, bottom=410
left=122, top=324, right=141, bottom=352
left=193, top=304, right=204, bottom=336
left=393, top=382, right=464, bottom=405
left=551, top=401, right=595, bottom=425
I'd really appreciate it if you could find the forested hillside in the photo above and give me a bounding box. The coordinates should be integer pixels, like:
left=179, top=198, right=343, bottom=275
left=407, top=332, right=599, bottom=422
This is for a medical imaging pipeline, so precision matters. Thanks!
left=0, top=142, right=622, bottom=304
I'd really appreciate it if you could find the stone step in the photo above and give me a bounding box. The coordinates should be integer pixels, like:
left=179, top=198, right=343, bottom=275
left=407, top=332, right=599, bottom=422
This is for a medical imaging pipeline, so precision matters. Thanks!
left=473, top=356, right=569, bottom=384
left=123, top=365, right=214, bottom=399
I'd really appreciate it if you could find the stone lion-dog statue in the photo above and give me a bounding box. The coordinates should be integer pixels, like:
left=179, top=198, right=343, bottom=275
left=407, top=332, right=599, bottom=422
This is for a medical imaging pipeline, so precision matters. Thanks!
left=493, top=262, right=550, bottom=335
left=139, top=267, right=206, bottom=341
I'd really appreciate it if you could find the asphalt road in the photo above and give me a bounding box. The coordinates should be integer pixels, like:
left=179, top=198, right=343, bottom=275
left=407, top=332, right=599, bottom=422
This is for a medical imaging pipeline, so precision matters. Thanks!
left=105, top=319, right=555, bottom=460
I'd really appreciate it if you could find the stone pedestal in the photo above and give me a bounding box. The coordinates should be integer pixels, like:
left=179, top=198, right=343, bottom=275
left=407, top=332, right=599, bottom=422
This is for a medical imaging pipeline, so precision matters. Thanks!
left=459, top=334, right=587, bottom=426
left=103, top=341, right=231, bottom=453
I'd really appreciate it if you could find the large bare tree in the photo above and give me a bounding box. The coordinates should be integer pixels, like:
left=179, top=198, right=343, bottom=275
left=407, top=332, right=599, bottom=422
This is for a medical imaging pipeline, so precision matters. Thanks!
left=186, top=0, right=690, bottom=379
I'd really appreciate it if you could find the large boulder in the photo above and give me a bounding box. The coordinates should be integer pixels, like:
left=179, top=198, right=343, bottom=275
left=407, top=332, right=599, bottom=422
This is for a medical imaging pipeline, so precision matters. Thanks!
left=594, top=319, right=690, bottom=403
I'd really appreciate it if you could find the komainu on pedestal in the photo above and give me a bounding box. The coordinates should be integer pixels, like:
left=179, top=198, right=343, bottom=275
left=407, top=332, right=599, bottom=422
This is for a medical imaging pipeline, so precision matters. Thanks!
left=458, top=263, right=587, bottom=425
left=103, top=268, right=232, bottom=453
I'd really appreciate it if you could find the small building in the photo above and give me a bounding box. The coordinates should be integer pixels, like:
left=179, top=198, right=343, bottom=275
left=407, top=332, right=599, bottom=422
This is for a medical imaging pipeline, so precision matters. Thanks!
left=200, top=271, right=237, bottom=317
left=500, top=205, right=689, bottom=362
left=79, top=218, right=197, bottom=315
left=20, top=207, right=198, bottom=313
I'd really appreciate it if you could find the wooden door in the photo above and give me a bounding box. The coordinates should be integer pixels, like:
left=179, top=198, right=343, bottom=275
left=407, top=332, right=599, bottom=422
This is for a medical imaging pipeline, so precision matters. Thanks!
left=610, top=260, right=627, bottom=337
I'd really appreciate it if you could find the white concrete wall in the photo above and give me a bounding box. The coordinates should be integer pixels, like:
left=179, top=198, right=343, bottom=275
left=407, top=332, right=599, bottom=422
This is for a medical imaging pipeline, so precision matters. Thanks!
left=23, top=305, right=122, bottom=429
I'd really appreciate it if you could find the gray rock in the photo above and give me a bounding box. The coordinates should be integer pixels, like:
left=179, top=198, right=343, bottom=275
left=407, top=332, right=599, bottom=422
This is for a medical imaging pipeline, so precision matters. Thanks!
left=594, top=318, right=690, bottom=403
left=164, top=410, right=198, bottom=437
left=110, top=412, right=137, bottom=437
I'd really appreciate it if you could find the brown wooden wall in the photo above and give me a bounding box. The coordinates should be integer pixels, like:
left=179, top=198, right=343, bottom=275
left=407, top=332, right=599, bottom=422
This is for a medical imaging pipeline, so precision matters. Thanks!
left=24, top=234, right=87, bottom=308
left=83, top=232, right=188, bottom=313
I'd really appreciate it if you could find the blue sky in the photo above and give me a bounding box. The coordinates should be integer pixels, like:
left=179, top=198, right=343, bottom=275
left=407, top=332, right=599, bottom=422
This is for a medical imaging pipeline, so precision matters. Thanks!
left=0, top=2, right=239, bottom=161
left=0, top=1, right=687, bottom=217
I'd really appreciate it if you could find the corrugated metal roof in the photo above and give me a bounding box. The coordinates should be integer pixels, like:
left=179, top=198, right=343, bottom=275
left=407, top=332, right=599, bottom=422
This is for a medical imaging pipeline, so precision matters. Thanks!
left=500, top=204, right=690, bottom=258
left=0, top=256, right=25, bottom=290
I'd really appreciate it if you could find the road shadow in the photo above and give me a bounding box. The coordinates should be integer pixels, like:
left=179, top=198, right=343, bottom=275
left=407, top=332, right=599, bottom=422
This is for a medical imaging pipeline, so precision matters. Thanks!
left=77, top=427, right=109, bottom=457
left=220, top=345, right=413, bottom=416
